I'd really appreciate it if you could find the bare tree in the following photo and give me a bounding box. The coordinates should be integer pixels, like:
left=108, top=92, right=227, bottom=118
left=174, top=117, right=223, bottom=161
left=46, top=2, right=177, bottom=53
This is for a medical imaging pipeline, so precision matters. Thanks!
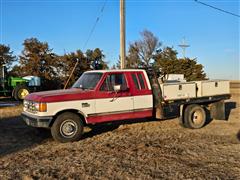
left=133, top=30, right=161, bottom=66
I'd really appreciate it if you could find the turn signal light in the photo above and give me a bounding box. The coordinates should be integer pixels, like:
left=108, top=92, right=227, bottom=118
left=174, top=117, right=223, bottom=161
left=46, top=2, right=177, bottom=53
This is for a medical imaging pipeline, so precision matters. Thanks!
left=39, top=103, right=47, bottom=112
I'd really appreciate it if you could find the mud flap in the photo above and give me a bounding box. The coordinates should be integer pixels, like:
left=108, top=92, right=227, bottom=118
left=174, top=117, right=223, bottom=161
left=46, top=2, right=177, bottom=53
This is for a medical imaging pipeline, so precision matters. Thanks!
left=210, top=101, right=226, bottom=120
left=178, top=105, right=184, bottom=125
left=151, top=77, right=165, bottom=119
left=156, top=106, right=165, bottom=119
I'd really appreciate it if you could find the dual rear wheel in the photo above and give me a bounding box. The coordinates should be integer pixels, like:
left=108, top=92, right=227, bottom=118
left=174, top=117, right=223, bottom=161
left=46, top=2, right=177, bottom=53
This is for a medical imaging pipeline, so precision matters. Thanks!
left=181, top=104, right=207, bottom=129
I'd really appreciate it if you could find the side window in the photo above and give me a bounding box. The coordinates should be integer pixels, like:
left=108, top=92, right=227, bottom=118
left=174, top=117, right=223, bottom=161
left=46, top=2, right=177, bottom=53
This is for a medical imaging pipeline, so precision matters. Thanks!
left=100, top=75, right=112, bottom=91
left=137, top=73, right=146, bottom=89
left=131, top=74, right=140, bottom=90
left=100, top=73, right=127, bottom=91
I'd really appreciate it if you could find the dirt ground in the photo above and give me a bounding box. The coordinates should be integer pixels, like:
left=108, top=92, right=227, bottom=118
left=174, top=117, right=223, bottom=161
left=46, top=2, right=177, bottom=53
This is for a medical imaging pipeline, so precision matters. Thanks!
left=0, top=89, right=239, bottom=179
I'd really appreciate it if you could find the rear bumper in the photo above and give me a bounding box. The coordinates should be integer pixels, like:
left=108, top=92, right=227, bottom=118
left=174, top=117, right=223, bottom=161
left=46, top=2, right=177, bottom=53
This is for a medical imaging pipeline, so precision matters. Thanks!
left=21, top=112, right=53, bottom=128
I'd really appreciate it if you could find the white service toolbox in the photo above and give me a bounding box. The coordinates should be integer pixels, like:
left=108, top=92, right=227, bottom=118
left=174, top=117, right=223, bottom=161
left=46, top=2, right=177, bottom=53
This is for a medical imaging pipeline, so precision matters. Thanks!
left=195, top=80, right=230, bottom=97
left=167, top=74, right=185, bottom=81
left=160, top=82, right=197, bottom=101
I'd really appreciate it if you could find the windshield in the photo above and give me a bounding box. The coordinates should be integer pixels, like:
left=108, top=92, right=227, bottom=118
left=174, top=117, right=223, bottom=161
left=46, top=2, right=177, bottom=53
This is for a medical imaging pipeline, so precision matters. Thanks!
left=72, top=72, right=102, bottom=90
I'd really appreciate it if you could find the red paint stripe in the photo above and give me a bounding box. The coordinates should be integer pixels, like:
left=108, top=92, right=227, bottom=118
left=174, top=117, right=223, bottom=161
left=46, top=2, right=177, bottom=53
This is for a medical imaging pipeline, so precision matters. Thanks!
left=86, top=110, right=153, bottom=124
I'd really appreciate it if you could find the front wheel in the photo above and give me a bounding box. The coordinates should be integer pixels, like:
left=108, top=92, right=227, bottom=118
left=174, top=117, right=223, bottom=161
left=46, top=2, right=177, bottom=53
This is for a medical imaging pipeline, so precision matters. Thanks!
left=51, top=112, right=84, bottom=143
left=183, top=104, right=206, bottom=129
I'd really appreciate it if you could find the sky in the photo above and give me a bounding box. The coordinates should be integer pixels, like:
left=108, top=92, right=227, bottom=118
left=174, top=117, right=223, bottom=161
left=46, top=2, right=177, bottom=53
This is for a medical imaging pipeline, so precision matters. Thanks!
left=0, top=0, right=239, bottom=79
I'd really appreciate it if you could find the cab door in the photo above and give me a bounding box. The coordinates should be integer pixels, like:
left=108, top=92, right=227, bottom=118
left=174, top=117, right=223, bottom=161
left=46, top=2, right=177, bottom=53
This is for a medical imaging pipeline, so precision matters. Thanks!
left=130, top=72, right=153, bottom=118
left=90, top=72, right=134, bottom=123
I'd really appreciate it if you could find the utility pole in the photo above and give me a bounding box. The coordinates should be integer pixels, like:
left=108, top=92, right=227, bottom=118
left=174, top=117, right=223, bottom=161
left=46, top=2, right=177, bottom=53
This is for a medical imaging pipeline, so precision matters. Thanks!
left=1, top=64, right=5, bottom=90
left=120, top=0, right=126, bottom=69
left=178, top=37, right=190, bottom=59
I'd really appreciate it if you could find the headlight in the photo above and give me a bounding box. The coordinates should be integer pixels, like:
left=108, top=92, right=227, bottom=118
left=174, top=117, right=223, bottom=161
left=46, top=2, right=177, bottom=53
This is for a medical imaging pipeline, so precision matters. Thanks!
left=23, top=100, right=28, bottom=108
left=24, top=101, right=47, bottom=113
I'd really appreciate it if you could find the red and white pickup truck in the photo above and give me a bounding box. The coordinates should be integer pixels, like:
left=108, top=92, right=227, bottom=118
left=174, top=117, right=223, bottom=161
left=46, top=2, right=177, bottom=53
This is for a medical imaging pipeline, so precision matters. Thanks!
left=22, top=69, right=230, bottom=142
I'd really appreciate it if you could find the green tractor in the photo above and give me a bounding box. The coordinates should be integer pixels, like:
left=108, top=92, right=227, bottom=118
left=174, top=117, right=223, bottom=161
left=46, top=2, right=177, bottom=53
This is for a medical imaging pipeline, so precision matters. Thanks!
left=0, top=65, right=41, bottom=101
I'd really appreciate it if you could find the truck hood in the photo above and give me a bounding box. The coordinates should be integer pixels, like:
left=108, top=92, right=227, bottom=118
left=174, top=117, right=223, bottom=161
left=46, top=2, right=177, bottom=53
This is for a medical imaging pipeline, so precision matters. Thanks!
left=25, top=88, right=95, bottom=102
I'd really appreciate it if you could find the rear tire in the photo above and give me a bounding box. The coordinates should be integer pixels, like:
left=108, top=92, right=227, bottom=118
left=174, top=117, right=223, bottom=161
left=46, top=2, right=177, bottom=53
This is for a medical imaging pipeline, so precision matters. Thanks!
left=183, top=104, right=206, bottom=129
left=13, top=85, right=30, bottom=101
left=51, top=112, right=84, bottom=143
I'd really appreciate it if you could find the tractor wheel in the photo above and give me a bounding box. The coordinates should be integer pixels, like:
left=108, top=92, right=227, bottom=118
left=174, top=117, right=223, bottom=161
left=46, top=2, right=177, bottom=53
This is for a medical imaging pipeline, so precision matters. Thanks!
left=13, top=85, right=30, bottom=101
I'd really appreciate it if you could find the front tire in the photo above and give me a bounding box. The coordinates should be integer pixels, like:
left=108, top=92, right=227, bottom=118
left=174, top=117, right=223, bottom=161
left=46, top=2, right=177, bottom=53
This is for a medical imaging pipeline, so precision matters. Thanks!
left=51, top=112, right=84, bottom=143
left=183, top=104, right=206, bottom=129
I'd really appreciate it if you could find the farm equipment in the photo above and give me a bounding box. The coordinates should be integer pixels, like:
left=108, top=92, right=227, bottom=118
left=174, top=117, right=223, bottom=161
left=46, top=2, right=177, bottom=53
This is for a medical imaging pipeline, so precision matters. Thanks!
left=0, top=65, right=41, bottom=101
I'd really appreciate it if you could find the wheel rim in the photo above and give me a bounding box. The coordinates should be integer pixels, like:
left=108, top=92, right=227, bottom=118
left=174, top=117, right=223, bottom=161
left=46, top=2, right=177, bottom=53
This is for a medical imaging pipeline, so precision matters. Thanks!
left=191, top=110, right=203, bottom=125
left=18, top=89, right=29, bottom=99
left=60, top=120, right=78, bottom=138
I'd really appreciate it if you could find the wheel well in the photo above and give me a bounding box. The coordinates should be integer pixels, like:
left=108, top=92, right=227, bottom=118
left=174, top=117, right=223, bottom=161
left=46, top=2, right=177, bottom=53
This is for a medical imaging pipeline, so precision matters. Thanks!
left=50, top=109, right=87, bottom=127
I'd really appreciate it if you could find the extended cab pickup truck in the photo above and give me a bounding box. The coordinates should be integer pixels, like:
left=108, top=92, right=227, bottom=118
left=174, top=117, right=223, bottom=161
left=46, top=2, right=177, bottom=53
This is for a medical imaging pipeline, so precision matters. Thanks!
left=22, top=69, right=230, bottom=142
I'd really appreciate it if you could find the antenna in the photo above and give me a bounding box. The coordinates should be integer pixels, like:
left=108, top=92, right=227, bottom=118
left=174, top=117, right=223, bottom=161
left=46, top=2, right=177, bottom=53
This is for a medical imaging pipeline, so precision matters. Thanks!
left=178, top=37, right=190, bottom=59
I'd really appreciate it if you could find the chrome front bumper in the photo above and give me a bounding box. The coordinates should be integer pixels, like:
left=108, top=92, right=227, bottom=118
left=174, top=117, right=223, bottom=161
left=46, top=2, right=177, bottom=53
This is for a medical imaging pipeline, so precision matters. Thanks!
left=21, top=112, right=53, bottom=128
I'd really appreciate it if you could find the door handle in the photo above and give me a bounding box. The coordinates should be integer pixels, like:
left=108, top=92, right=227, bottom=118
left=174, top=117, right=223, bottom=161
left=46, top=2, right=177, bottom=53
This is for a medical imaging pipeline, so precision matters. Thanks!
left=82, top=103, right=90, bottom=108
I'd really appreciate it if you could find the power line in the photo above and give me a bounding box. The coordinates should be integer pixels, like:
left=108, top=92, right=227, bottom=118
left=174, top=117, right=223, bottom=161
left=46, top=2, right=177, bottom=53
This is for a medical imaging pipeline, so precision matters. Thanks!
left=64, top=0, right=108, bottom=89
left=82, top=0, right=108, bottom=50
left=194, top=0, right=240, bottom=18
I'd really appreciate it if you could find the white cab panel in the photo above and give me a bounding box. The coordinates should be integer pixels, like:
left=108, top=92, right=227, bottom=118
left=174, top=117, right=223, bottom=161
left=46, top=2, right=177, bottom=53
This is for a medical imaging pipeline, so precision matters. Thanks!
left=95, top=96, right=133, bottom=114
left=133, top=95, right=153, bottom=110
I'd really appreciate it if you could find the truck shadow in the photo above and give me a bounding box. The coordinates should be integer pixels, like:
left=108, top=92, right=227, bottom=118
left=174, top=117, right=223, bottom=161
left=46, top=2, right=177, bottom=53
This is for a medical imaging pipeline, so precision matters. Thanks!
left=0, top=116, right=51, bottom=157
left=237, top=130, right=240, bottom=142
left=200, top=101, right=236, bottom=127
left=83, top=123, right=121, bottom=139
left=225, top=101, right=237, bottom=120
left=82, top=117, right=172, bottom=140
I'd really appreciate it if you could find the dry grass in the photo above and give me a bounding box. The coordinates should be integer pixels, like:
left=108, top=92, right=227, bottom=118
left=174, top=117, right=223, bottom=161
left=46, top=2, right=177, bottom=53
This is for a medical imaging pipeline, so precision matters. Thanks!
left=0, top=105, right=23, bottom=119
left=0, top=89, right=239, bottom=179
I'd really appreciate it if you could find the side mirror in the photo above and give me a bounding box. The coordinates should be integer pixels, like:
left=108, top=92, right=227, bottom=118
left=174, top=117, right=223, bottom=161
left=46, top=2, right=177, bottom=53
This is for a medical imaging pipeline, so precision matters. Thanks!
left=113, top=85, right=121, bottom=92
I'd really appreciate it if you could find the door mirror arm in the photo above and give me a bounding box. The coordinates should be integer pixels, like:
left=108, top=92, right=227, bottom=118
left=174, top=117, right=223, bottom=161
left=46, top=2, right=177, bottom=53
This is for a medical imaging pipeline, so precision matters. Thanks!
left=110, top=91, right=118, bottom=102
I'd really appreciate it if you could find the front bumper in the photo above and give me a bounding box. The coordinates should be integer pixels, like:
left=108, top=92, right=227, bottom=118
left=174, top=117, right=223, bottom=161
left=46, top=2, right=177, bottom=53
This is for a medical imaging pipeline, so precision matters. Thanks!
left=21, top=112, right=53, bottom=128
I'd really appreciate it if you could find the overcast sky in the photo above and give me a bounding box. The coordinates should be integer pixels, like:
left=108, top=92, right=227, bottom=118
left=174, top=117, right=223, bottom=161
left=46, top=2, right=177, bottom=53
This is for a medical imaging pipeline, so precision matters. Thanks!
left=1, top=0, right=239, bottom=79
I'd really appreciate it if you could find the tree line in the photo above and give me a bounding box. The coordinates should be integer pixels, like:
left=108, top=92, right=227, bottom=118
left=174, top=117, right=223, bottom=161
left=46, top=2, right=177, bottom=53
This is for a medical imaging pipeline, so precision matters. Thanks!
left=116, top=30, right=206, bottom=81
left=0, top=38, right=108, bottom=89
left=0, top=30, right=206, bottom=89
